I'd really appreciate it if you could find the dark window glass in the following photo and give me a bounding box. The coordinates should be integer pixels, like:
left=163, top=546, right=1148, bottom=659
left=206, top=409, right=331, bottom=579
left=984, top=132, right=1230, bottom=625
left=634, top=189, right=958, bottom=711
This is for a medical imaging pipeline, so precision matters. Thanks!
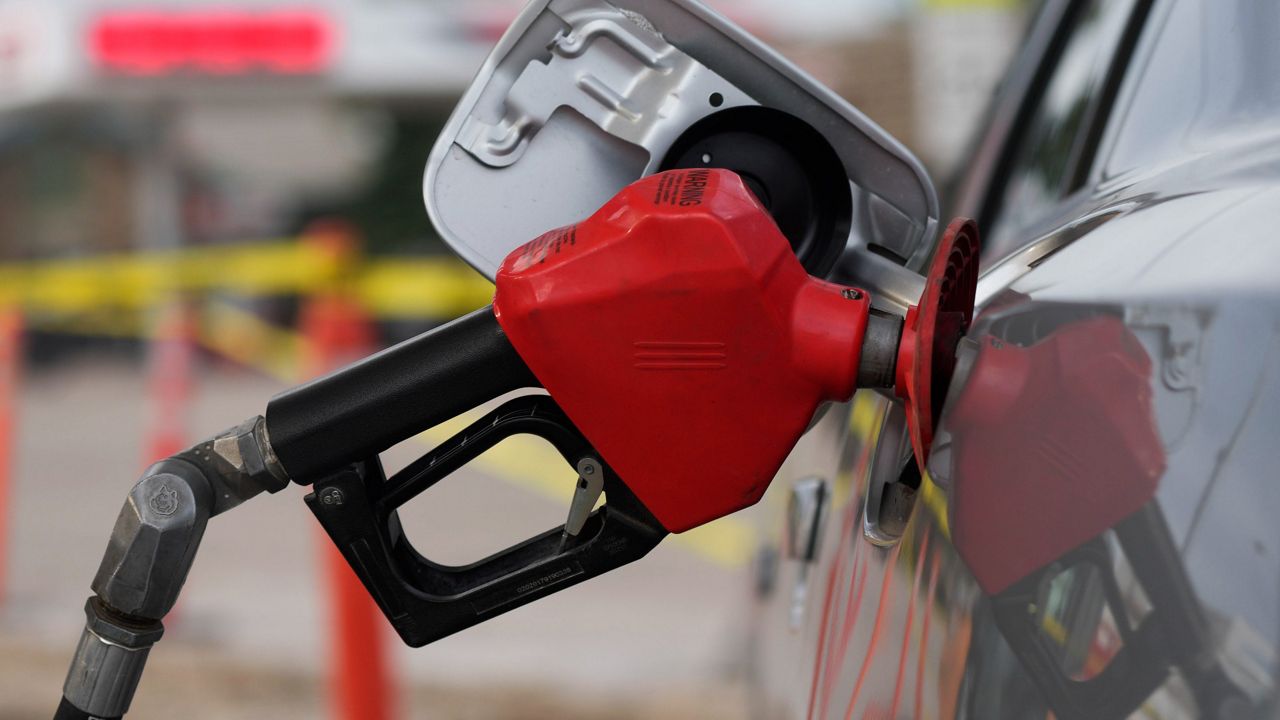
left=985, top=0, right=1136, bottom=259
left=1104, top=0, right=1280, bottom=178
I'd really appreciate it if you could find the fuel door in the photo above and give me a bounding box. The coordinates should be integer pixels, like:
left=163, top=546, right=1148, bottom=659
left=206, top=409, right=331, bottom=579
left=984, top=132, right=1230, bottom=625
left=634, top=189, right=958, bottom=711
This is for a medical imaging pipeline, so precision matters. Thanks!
left=424, top=0, right=939, bottom=308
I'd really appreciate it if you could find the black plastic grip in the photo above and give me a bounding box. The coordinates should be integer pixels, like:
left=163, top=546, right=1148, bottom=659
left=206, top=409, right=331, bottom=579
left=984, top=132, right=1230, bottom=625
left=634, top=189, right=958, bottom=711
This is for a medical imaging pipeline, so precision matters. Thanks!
left=305, top=395, right=667, bottom=647
left=54, top=697, right=120, bottom=720
left=266, top=306, right=537, bottom=482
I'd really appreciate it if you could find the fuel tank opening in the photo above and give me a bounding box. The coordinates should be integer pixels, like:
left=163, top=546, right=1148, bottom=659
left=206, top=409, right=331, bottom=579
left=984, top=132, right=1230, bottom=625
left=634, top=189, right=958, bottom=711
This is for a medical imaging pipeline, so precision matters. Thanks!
left=659, top=106, right=852, bottom=278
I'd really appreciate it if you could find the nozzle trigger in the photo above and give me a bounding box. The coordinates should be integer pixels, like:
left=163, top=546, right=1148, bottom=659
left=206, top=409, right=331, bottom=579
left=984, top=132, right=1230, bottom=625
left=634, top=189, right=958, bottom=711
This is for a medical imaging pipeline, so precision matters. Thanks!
left=565, top=457, right=604, bottom=538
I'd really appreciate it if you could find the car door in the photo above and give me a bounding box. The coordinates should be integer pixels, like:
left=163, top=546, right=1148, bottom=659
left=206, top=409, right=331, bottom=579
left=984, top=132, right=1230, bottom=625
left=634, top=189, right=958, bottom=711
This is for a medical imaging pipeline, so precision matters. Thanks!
left=943, top=1, right=1280, bottom=717
left=743, top=2, right=1184, bottom=719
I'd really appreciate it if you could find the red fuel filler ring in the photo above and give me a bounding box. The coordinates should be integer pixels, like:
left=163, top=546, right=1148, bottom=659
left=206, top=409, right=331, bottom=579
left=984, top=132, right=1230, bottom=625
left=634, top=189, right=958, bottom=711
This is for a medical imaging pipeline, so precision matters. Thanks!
left=896, top=217, right=981, bottom=470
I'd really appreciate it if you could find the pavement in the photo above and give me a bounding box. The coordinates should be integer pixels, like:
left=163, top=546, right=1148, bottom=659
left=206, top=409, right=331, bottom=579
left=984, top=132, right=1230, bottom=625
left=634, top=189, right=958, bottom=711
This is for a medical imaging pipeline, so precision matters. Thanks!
left=0, top=357, right=752, bottom=718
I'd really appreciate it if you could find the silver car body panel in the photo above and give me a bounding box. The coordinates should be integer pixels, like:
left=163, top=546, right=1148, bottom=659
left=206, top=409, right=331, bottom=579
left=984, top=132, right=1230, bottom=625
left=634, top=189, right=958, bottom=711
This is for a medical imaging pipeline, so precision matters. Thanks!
left=746, top=0, right=1280, bottom=715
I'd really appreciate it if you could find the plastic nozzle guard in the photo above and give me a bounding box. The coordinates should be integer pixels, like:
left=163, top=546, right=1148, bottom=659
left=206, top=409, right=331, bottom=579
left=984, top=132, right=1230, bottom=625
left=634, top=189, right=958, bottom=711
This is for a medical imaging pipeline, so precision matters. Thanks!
left=896, top=217, right=980, bottom=471
left=494, top=169, right=874, bottom=532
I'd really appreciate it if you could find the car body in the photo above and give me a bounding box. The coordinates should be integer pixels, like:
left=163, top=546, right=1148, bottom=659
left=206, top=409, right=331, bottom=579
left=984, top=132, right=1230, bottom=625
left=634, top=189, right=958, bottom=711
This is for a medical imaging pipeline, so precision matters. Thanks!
left=421, top=0, right=1279, bottom=716
left=743, top=1, right=1280, bottom=718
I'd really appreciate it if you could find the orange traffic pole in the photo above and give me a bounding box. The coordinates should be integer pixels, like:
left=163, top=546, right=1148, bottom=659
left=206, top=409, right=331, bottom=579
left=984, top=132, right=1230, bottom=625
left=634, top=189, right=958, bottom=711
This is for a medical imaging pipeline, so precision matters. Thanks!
left=300, top=224, right=393, bottom=720
left=323, top=540, right=394, bottom=720
left=0, top=305, right=22, bottom=604
left=142, top=300, right=194, bottom=467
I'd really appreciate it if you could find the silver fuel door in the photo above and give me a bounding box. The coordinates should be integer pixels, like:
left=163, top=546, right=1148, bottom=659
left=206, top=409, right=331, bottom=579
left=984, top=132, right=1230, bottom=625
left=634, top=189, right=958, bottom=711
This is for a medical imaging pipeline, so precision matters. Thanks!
left=424, top=0, right=938, bottom=311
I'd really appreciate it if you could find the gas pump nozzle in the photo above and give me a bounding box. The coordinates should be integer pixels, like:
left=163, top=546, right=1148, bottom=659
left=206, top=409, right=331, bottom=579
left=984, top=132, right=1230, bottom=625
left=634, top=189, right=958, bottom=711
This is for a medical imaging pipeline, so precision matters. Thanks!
left=265, top=169, right=979, bottom=646
left=58, top=169, right=979, bottom=719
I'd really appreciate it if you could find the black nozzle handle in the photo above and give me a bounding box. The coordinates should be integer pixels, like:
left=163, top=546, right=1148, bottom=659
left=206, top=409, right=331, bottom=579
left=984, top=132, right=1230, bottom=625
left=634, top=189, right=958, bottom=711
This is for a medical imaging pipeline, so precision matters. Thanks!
left=305, top=394, right=667, bottom=647
left=266, top=306, right=537, bottom=483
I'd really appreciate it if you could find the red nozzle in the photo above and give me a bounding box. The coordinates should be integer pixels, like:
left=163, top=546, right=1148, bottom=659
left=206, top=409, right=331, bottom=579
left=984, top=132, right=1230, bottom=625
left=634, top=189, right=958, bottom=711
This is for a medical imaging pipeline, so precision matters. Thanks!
left=494, top=170, right=870, bottom=533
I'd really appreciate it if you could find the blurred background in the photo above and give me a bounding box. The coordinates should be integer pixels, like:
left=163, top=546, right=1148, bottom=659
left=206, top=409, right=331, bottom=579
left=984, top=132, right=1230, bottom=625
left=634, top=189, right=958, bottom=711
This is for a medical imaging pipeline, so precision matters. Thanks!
left=0, top=0, right=1027, bottom=717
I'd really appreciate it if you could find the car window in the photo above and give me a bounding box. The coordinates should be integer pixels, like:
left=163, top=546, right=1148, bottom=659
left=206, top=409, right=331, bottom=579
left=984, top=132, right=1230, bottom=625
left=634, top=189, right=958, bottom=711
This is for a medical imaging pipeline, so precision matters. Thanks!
left=984, top=0, right=1138, bottom=260
left=1104, top=0, right=1280, bottom=179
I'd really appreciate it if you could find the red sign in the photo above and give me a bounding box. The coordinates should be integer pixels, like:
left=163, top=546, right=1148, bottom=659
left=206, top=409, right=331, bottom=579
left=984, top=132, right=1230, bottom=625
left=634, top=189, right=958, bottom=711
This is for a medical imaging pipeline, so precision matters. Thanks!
left=88, top=9, right=334, bottom=76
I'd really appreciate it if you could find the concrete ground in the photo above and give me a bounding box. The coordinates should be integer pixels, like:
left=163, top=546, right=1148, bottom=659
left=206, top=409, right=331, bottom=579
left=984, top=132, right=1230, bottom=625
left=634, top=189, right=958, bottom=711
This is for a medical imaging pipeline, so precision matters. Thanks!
left=0, top=357, right=752, bottom=718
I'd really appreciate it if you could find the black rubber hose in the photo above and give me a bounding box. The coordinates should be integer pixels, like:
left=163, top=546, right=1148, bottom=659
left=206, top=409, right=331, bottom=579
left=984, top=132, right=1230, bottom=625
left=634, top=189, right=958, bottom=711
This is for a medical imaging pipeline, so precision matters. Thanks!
left=54, top=697, right=120, bottom=720
left=266, top=306, right=537, bottom=482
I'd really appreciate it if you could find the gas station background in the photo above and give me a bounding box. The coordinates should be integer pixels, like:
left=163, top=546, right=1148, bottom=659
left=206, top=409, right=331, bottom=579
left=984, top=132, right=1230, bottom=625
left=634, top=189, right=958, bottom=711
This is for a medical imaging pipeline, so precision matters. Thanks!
left=0, top=1, right=1027, bottom=717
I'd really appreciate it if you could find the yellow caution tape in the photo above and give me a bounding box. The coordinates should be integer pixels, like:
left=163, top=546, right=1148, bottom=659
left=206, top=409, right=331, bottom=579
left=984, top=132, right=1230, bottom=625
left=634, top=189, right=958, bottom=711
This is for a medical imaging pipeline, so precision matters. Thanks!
left=200, top=299, right=306, bottom=383
left=0, top=240, right=493, bottom=320
left=354, top=259, right=493, bottom=320
left=0, top=241, right=330, bottom=311
left=1, top=241, right=751, bottom=567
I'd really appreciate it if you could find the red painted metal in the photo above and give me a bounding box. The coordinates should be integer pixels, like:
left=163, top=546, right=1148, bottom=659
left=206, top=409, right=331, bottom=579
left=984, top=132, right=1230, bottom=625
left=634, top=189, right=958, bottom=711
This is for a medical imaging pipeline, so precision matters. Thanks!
left=88, top=9, right=334, bottom=76
left=948, top=316, right=1164, bottom=595
left=896, top=218, right=979, bottom=471
left=495, top=169, right=872, bottom=533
